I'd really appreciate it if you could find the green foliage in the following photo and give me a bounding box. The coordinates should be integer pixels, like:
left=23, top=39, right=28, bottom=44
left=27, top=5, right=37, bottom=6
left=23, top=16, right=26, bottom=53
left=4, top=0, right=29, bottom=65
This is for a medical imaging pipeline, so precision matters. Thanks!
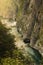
left=0, top=48, right=32, bottom=65
left=0, top=21, right=15, bottom=57
left=0, top=21, right=32, bottom=65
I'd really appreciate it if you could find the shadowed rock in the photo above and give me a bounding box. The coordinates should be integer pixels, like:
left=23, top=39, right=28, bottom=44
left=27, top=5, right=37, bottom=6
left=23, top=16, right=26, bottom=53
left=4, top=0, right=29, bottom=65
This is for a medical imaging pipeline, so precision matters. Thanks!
left=23, top=38, right=30, bottom=44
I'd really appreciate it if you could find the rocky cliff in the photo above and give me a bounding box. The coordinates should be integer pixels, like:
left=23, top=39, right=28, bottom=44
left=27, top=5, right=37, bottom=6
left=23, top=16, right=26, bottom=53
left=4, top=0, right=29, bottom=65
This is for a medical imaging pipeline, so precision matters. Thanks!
left=16, top=0, right=43, bottom=55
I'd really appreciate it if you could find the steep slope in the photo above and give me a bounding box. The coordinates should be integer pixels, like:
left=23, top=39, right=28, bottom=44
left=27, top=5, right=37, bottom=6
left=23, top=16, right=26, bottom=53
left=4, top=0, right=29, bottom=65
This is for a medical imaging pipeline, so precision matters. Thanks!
left=16, top=0, right=43, bottom=55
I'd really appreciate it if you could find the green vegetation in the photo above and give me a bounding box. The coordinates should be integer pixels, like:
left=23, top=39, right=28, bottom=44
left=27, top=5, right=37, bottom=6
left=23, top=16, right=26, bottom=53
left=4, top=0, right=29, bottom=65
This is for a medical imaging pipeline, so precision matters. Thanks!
left=0, top=21, right=32, bottom=65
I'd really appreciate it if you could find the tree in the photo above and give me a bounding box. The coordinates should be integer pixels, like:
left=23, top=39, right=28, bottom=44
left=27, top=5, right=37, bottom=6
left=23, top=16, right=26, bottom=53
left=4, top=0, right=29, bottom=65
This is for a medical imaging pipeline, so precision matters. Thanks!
left=0, top=21, right=15, bottom=57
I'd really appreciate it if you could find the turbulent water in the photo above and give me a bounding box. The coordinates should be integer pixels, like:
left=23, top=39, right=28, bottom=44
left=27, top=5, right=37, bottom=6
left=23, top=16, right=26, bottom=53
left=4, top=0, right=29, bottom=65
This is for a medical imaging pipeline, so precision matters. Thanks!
left=1, top=19, right=27, bottom=50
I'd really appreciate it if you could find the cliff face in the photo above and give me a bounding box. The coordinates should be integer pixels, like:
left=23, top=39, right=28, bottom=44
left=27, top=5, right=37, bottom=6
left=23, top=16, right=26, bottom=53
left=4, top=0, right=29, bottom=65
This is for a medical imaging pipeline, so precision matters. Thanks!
left=16, top=0, right=43, bottom=53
